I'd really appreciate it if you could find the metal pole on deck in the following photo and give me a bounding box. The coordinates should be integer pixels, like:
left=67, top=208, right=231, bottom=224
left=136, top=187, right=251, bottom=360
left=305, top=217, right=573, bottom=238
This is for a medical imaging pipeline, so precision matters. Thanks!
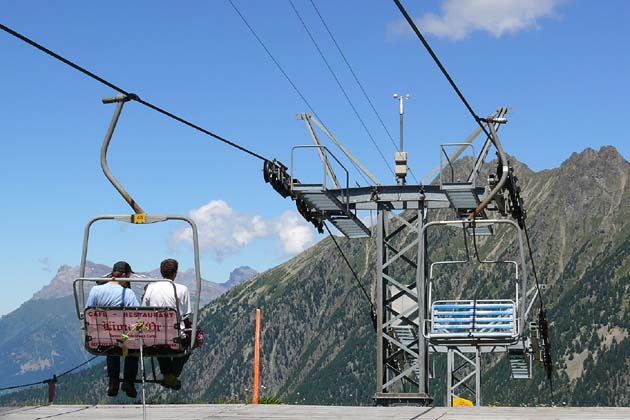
left=253, top=308, right=261, bottom=404
left=139, top=326, right=146, bottom=420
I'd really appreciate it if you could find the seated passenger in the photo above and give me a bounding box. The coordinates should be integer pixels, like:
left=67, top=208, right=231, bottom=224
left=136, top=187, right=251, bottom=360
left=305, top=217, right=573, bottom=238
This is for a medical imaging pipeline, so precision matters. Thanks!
left=85, top=261, right=139, bottom=398
left=141, top=258, right=190, bottom=390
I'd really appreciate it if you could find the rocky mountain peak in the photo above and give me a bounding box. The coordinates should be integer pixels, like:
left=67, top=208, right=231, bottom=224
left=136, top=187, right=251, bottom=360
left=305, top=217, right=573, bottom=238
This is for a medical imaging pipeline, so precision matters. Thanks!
left=562, top=145, right=627, bottom=173
left=30, top=262, right=256, bottom=307
left=31, top=261, right=110, bottom=300
left=225, top=266, right=258, bottom=288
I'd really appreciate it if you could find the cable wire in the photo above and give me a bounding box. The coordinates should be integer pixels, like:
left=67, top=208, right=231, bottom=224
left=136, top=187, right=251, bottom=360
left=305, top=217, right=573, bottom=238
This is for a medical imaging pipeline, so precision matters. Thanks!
left=523, top=222, right=545, bottom=310
left=391, top=0, right=490, bottom=138
left=323, top=223, right=376, bottom=329
left=227, top=0, right=321, bottom=122
left=0, top=380, right=47, bottom=392
left=0, top=355, right=99, bottom=392
left=522, top=218, right=555, bottom=402
left=309, top=0, right=419, bottom=184
left=0, top=22, right=268, bottom=162
left=227, top=0, right=370, bottom=186
left=289, top=0, right=394, bottom=178
left=57, top=355, right=99, bottom=379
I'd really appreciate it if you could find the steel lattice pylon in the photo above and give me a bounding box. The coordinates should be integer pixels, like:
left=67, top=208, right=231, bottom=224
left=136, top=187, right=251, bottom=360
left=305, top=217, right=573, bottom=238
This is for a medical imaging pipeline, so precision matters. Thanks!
left=266, top=107, right=548, bottom=407
left=374, top=207, right=432, bottom=406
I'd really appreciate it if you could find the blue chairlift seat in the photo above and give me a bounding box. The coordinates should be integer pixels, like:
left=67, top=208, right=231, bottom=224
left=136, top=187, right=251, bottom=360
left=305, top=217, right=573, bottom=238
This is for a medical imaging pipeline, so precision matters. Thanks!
left=427, top=299, right=517, bottom=344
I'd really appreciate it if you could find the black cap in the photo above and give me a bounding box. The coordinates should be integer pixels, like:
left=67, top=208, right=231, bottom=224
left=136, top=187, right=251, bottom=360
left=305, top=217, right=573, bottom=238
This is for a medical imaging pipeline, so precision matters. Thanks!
left=112, top=261, right=134, bottom=274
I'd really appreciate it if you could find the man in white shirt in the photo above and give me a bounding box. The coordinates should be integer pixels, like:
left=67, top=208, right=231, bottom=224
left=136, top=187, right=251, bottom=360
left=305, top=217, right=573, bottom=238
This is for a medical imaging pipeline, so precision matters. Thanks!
left=141, top=258, right=190, bottom=390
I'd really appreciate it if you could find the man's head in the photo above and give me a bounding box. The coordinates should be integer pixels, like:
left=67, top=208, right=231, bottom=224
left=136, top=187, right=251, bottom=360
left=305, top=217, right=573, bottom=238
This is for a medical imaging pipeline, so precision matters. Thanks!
left=160, top=258, right=178, bottom=280
left=111, top=261, right=133, bottom=287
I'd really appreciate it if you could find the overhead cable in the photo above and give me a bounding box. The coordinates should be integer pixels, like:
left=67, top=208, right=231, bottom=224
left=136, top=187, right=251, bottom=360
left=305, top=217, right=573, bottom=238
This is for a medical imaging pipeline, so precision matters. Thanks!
left=309, top=0, right=419, bottom=183
left=323, top=223, right=376, bottom=329
left=0, top=355, right=98, bottom=392
left=0, top=23, right=268, bottom=162
left=391, top=0, right=490, bottom=138
left=289, top=0, right=394, bottom=178
left=523, top=222, right=546, bottom=310
left=227, top=1, right=370, bottom=186
left=227, top=0, right=321, bottom=121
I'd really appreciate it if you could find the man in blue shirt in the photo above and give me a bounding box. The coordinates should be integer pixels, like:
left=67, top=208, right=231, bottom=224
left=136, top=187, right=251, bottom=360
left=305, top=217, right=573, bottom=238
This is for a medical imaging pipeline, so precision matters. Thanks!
left=86, top=261, right=140, bottom=398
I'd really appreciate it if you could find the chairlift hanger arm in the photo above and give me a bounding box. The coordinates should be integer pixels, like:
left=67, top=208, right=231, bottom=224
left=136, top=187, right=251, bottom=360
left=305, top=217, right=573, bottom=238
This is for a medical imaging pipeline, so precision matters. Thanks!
left=468, top=119, right=509, bottom=220
left=467, top=107, right=509, bottom=184
left=100, top=94, right=145, bottom=214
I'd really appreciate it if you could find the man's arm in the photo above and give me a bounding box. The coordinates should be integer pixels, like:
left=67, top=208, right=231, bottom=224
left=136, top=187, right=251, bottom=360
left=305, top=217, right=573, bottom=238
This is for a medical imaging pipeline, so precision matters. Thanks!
left=141, top=287, right=150, bottom=306
left=85, top=289, right=97, bottom=307
left=181, top=286, right=191, bottom=316
left=126, top=290, right=140, bottom=307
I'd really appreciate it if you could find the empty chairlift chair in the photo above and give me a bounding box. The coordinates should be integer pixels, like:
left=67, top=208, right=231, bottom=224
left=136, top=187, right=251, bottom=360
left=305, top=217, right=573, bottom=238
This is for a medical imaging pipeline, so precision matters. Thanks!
left=420, top=219, right=528, bottom=347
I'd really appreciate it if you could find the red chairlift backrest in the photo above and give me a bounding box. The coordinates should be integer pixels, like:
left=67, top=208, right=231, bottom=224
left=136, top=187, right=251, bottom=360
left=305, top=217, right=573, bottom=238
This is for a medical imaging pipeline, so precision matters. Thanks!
left=84, top=307, right=183, bottom=354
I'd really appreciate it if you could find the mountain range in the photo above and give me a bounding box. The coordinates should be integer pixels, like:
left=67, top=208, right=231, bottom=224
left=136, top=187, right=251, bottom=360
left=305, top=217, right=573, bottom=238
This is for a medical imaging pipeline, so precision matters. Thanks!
left=1, top=146, right=628, bottom=407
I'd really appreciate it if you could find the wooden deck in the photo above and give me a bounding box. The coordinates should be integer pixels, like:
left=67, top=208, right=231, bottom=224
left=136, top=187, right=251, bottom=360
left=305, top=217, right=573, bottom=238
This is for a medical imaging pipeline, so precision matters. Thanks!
left=2, top=405, right=630, bottom=420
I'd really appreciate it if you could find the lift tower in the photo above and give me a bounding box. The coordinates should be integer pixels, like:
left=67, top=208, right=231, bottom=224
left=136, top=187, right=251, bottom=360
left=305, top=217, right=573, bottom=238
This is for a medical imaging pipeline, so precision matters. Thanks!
left=264, top=103, right=550, bottom=406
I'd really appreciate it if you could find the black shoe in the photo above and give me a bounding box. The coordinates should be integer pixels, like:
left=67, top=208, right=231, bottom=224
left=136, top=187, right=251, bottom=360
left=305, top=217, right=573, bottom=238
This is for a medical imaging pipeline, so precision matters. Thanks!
left=107, top=377, right=119, bottom=397
left=121, top=381, right=137, bottom=398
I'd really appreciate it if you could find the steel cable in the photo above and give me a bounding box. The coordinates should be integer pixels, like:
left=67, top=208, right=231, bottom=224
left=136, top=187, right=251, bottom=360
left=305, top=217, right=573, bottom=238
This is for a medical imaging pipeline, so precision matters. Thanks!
left=0, top=355, right=98, bottom=392
left=309, top=0, right=419, bottom=183
left=323, top=223, right=376, bottom=329
left=391, top=0, right=490, bottom=138
left=0, top=22, right=269, bottom=162
left=289, top=0, right=395, bottom=178
left=227, top=1, right=371, bottom=186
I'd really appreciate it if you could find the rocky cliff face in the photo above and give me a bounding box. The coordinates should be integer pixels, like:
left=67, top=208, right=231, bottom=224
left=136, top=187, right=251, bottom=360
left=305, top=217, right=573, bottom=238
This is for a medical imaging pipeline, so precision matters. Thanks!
left=2, top=146, right=628, bottom=407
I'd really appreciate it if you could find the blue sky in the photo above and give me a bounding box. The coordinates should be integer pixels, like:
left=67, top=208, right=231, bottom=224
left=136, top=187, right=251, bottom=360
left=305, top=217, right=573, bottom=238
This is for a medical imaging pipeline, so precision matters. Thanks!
left=1, top=0, right=628, bottom=315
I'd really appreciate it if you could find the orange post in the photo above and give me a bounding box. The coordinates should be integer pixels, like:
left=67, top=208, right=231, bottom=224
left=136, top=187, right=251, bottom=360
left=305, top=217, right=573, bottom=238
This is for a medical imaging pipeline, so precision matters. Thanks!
left=253, top=308, right=261, bottom=404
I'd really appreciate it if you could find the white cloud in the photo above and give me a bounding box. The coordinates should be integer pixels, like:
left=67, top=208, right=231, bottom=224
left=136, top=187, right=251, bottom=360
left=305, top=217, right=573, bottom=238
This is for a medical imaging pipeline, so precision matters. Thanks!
left=389, top=0, right=564, bottom=40
left=171, top=200, right=315, bottom=261
left=269, top=211, right=315, bottom=255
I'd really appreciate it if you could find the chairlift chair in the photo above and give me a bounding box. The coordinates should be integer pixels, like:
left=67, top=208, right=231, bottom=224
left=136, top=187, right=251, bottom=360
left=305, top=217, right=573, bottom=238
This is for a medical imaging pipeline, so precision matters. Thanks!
left=421, top=219, right=528, bottom=346
left=71, top=94, right=202, bottom=383
left=73, top=214, right=202, bottom=359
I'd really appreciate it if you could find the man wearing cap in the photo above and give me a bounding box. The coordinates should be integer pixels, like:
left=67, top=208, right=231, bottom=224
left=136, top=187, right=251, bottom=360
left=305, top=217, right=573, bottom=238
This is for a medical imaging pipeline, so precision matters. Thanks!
left=86, top=261, right=140, bottom=398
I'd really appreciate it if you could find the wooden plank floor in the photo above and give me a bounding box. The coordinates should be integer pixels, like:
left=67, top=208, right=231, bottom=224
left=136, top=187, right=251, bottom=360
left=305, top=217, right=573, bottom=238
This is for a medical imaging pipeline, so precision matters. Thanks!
left=2, top=405, right=630, bottom=420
